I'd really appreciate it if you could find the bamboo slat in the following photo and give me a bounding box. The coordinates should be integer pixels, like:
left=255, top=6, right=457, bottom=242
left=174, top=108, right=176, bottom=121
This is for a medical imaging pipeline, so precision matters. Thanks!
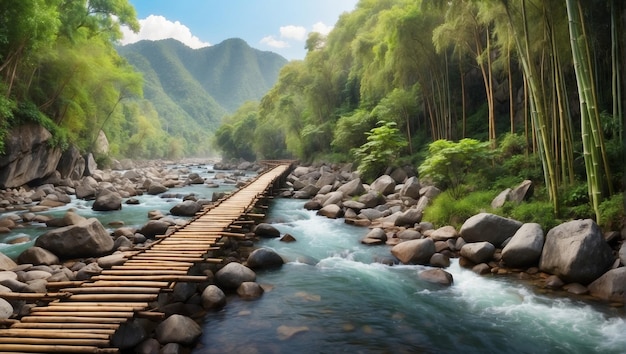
left=91, top=275, right=209, bottom=282
left=0, top=338, right=111, bottom=347
left=85, top=281, right=169, bottom=288
left=48, top=302, right=149, bottom=308
left=0, top=329, right=110, bottom=339
left=0, top=344, right=119, bottom=353
left=25, top=311, right=133, bottom=318
left=61, top=287, right=161, bottom=294
left=0, top=292, right=70, bottom=300
left=21, top=316, right=128, bottom=324
left=66, top=294, right=157, bottom=302
left=10, top=322, right=119, bottom=330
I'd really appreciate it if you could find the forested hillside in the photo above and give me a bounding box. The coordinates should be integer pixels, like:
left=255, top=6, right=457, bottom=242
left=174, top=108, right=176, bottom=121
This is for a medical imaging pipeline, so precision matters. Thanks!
left=117, top=38, right=287, bottom=139
left=215, top=0, right=624, bottom=226
left=0, top=0, right=287, bottom=160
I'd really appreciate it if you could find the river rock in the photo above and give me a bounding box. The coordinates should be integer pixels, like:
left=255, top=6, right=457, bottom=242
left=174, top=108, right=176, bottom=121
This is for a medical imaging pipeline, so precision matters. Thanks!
left=390, top=238, right=435, bottom=265
left=139, top=220, right=170, bottom=238
left=317, top=204, right=343, bottom=219
left=170, top=200, right=201, bottom=216
left=75, top=262, right=102, bottom=280
left=419, top=268, right=453, bottom=286
left=247, top=248, right=284, bottom=270
left=397, top=229, right=421, bottom=240
left=0, top=297, right=13, bottom=319
left=539, top=219, right=613, bottom=284
left=0, top=253, right=17, bottom=270
left=254, top=223, right=280, bottom=238
left=394, top=207, right=422, bottom=227
left=362, top=228, right=387, bottom=244
left=459, top=213, right=523, bottom=247
left=419, top=185, right=441, bottom=199
left=337, top=178, right=365, bottom=197
left=358, top=191, right=385, bottom=209
left=321, top=191, right=343, bottom=207
left=237, top=281, right=264, bottom=299
left=370, top=175, right=396, bottom=195
left=46, top=211, right=88, bottom=227
left=619, top=243, right=626, bottom=266
left=201, top=285, right=226, bottom=310
left=97, top=253, right=127, bottom=268
left=509, top=180, right=533, bottom=203
left=17, top=247, right=59, bottom=266
left=429, top=253, right=451, bottom=268
left=429, top=225, right=458, bottom=241
left=75, top=177, right=98, bottom=199
left=92, top=189, right=122, bottom=211
left=491, top=188, right=511, bottom=209
left=0, top=124, right=63, bottom=188
left=215, top=262, right=256, bottom=289
left=588, top=268, right=626, bottom=303
left=111, top=319, right=149, bottom=349
left=56, top=144, right=85, bottom=180
left=399, top=177, right=420, bottom=199
left=35, top=218, right=114, bottom=258
left=155, top=314, right=201, bottom=345
left=460, top=242, right=495, bottom=264
left=501, top=223, right=544, bottom=268
left=147, top=182, right=168, bottom=195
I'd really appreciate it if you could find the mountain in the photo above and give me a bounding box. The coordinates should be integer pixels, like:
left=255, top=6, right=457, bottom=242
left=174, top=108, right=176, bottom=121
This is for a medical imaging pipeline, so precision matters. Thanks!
left=117, top=38, right=288, bottom=133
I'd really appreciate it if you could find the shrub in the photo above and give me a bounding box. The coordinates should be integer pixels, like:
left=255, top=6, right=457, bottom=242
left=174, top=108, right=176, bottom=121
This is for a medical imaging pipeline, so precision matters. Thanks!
left=423, top=190, right=496, bottom=228
left=352, top=121, right=407, bottom=182
left=499, top=200, right=560, bottom=231
left=598, top=194, right=625, bottom=231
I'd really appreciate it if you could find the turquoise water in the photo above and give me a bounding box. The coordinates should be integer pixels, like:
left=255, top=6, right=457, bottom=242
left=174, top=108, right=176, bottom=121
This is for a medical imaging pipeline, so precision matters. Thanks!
left=194, top=198, right=626, bottom=354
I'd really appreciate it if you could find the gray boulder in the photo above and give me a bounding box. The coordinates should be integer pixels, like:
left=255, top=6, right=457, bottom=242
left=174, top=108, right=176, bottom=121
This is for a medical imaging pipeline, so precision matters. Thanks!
left=460, top=213, right=523, bottom=247
left=317, top=204, right=343, bottom=219
left=619, top=243, right=626, bottom=266
left=588, top=268, right=626, bottom=303
left=0, top=253, right=17, bottom=271
left=0, top=297, right=13, bottom=319
left=35, top=218, right=114, bottom=258
left=399, top=177, right=420, bottom=199
left=394, top=207, right=422, bottom=227
left=337, top=178, right=366, bottom=197
left=155, top=314, right=201, bottom=345
left=215, top=262, right=256, bottom=289
left=491, top=188, right=511, bottom=209
left=139, top=220, right=170, bottom=238
left=370, top=175, right=396, bottom=195
left=111, top=319, right=149, bottom=349
left=247, top=248, right=284, bottom=270
left=201, top=285, right=226, bottom=310
left=147, top=183, right=168, bottom=195
left=92, top=189, right=122, bottom=211
left=391, top=238, right=435, bottom=265
left=254, top=223, right=280, bottom=238
left=539, top=219, right=613, bottom=284
left=509, top=180, right=533, bottom=203
left=358, top=191, right=385, bottom=208
left=170, top=200, right=201, bottom=216
left=237, top=281, right=264, bottom=299
left=460, top=242, right=495, bottom=264
left=17, top=247, right=59, bottom=266
left=501, top=223, right=544, bottom=268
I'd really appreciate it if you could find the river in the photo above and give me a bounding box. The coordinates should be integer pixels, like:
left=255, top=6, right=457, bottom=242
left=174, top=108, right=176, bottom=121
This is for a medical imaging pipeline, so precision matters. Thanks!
left=1, top=164, right=625, bottom=353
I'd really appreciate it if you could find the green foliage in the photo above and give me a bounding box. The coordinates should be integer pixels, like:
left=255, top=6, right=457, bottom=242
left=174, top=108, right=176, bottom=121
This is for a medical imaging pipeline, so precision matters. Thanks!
left=500, top=201, right=561, bottom=231
left=423, top=190, right=496, bottom=228
left=352, top=121, right=407, bottom=182
left=418, top=138, right=493, bottom=199
left=332, top=109, right=377, bottom=153
left=597, top=194, right=624, bottom=231
left=499, top=133, right=527, bottom=158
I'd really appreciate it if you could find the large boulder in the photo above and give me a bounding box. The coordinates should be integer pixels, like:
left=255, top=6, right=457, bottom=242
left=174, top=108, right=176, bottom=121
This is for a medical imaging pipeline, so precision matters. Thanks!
left=509, top=180, right=533, bottom=203
left=394, top=207, right=422, bottom=227
left=34, top=218, right=114, bottom=258
left=254, top=223, right=280, bottom=238
left=399, top=177, right=420, bottom=199
left=501, top=223, right=544, bottom=268
left=390, top=238, right=435, bottom=265
left=418, top=269, right=453, bottom=286
left=201, top=285, right=226, bottom=310
left=83, top=153, right=97, bottom=177
left=247, top=248, right=284, bottom=270
left=0, top=124, right=63, bottom=188
left=92, top=189, right=122, bottom=211
left=588, top=268, right=626, bottom=303
left=337, top=178, right=366, bottom=197
left=215, top=262, right=256, bottom=289
left=56, top=145, right=85, bottom=180
left=370, top=175, right=396, bottom=195
left=170, top=200, right=201, bottom=216
left=138, top=220, right=170, bottom=238
left=0, top=253, right=17, bottom=271
left=459, top=213, right=523, bottom=247
left=317, top=204, right=343, bottom=219
left=155, top=314, right=201, bottom=345
left=460, top=242, right=495, bottom=264
left=539, top=219, right=614, bottom=284
left=17, top=246, right=59, bottom=265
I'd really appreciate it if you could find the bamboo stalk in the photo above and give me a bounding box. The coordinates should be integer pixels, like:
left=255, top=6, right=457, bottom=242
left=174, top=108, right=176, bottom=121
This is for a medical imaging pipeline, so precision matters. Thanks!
left=48, top=302, right=149, bottom=308
left=0, top=292, right=70, bottom=300
left=85, top=281, right=169, bottom=288
left=0, top=338, right=111, bottom=346
left=0, top=344, right=119, bottom=353
left=31, top=306, right=141, bottom=313
left=92, top=275, right=209, bottom=282
left=111, top=265, right=189, bottom=271
left=25, top=311, right=134, bottom=318
left=10, top=322, right=119, bottom=330
left=60, top=287, right=162, bottom=294
left=101, top=270, right=187, bottom=275
left=66, top=294, right=157, bottom=302
left=21, top=316, right=128, bottom=323
left=0, top=329, right=111, bottom=339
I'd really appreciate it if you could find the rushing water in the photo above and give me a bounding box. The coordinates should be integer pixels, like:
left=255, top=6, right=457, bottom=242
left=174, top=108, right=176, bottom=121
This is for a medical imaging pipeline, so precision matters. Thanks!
left=194, top=198, right=626, bottom=354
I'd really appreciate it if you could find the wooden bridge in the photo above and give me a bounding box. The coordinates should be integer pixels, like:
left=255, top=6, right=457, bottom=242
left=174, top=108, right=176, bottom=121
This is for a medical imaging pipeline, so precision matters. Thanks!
left=0, top=162, right=292, bottom=353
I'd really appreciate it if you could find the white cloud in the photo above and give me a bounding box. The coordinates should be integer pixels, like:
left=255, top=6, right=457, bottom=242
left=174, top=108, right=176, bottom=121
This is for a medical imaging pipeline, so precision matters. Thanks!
left=279, top=25, right=307, bottom=41
left=260, top=36, right=289, bottom=49
left=312, top=22, right=333, bottom=36
left=119, top=15, right=210, bottom=49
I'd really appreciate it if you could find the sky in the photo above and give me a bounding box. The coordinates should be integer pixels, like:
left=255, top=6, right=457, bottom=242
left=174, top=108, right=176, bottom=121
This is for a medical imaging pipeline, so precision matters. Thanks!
left=120, top=0, right=359, bottom=60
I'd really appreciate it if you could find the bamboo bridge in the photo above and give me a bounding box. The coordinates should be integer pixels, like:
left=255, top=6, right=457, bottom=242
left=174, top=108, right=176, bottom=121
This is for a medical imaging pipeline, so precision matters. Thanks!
left=0, top=162, right=293, bottom=353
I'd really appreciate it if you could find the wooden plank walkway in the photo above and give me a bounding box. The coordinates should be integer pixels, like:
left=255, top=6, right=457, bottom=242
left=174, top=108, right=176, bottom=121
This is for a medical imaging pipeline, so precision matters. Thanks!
left=0, top=163, right=292, bottom=353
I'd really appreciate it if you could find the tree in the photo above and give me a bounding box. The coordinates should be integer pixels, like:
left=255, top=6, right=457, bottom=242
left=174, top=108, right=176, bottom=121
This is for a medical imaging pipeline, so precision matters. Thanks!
left=352, top=121, right=407, bottom=181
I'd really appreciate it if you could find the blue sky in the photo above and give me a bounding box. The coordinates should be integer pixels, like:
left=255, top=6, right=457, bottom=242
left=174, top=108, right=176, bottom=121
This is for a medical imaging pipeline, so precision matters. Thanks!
left=120, top=0, right=359, bottom=60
